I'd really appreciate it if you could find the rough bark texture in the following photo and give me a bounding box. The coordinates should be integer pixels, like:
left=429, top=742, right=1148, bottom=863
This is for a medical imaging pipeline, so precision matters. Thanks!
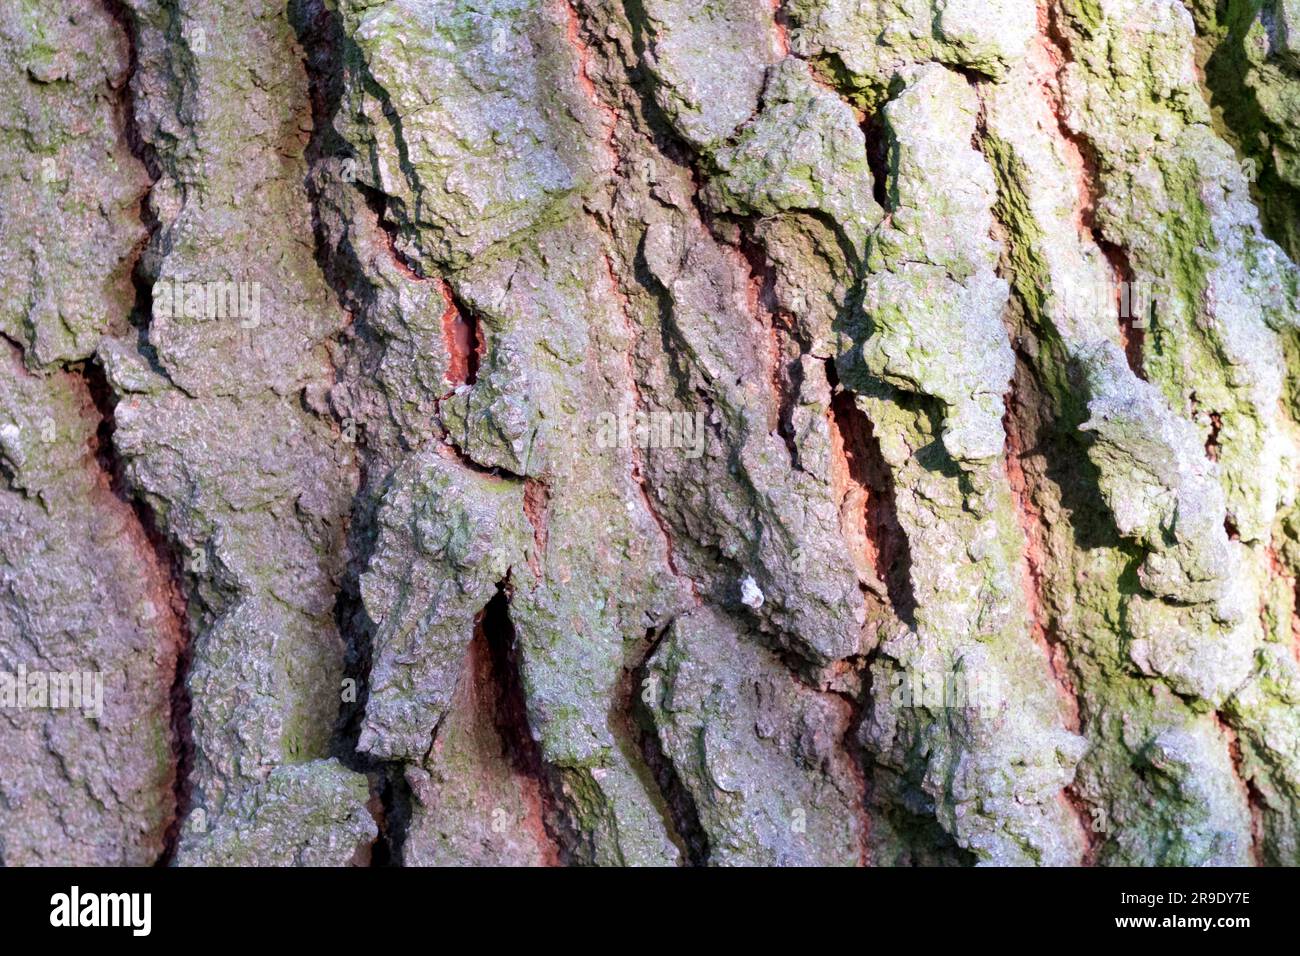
left=2, top=0, right=1299, bottom=866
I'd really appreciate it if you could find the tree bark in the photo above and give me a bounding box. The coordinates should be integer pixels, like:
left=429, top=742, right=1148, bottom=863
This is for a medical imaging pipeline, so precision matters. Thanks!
left=2, top=0, right=1299, bottom=866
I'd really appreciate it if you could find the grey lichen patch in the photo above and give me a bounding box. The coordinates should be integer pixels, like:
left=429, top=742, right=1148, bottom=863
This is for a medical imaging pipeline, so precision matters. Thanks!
left=509, top=575, right=689, bottom=867
left=980, top=107, right=1256, bottom=863
left=359, top=447, right=531, bottom=761
left=176, top=758, right=376, bottom=866
left=782, top=0, right=1036, bottom=109
left=633, top=0, right=782, bottom=150
left=645, top=606, right=864, bottom=865
left=864, top=65, right=1014, bottom=465
left=96, top=337, right=171, bottom=397
left=334, top=0, right=612, bottom=271
left=705, top=57, right=881, bottom=254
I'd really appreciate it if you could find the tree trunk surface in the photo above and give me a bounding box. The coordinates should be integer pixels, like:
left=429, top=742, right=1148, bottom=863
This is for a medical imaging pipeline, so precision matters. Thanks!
left=2, top=0, right=1300, bottom=867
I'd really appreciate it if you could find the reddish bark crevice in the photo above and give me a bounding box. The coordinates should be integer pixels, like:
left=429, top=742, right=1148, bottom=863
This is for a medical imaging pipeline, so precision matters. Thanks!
left=1027, top=2, right=1147, bottom=381
left=80, top=360, right=194, bottom=866
left=770, top=0, right=791, bottom=57
left=1005, top=414, right=1097, bottom=862
left=1097, top=237, right=1147, bottom=380
left=1003, top=371, right=1081, bottom=734
left=294, top=0, right=344, bottom=152
left=330, top=552, right=414, bottom=867
left=558, top=14, right=707, bottom=602
left=1220, top=716, right=1264, bottom=867
left=775, top=0, right=867, bottom=117
left=354, top=182, right=431, bottom=282
left=481, top=584, right=564, bottom=865
left=99, top=1, right=161, bottom=343
left=1061, top=787, right=1100, bottom=865
left=1003, top=353, right=1096, bottom=863
left=560, top=0, right=620, bottom=170
left=825, top=367, right=916, bottom=626
left=738, top=235, right=803, bottom=468
left=439, top=280, right=483, bottom=387
left=523, top=478, right=550, bottom=578
left=981, top=27, right=1100, bottom=858
left=100, top=0, right=175, bottom=390
left=0, top=353, right=194, bottom=870
left=1030, top=1, right=1101, bottom=236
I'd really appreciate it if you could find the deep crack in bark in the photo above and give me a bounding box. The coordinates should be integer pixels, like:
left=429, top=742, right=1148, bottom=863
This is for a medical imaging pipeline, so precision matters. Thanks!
left=82, top=359, right=194, bottom=866
left=628, top=625, right=710, bottom=865
left=292, top=0, right=410, bottom=866
left=481, top=583, right=567, bottom=865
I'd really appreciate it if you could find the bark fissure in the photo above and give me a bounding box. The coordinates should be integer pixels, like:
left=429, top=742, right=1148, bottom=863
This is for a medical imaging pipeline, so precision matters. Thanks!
left=83, top=358, right=194, bottom=866
left=1003, top=349, right=1096, bottom=864
left=439, top=281, right=482, bottom=388
left=629, top=625, right=710, bottom=865
left=294, top=0, right=411, bottom=866
left=523, top=478, right=550, bottom=578
left=1221, top=716, right=1264, bottom=867
left=600, top=245, right=701, bottom=597
left=739, top=234, right=804, bottom=470
left=861, top=112, right=893, bottom=214
left=482, top=584, right=567, bottom=865
left=1027, top=2, right=1148, bottom=382
left=827, top=364, right=916, bottom=627
left=1003, top=362, right=1081, bottom=734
